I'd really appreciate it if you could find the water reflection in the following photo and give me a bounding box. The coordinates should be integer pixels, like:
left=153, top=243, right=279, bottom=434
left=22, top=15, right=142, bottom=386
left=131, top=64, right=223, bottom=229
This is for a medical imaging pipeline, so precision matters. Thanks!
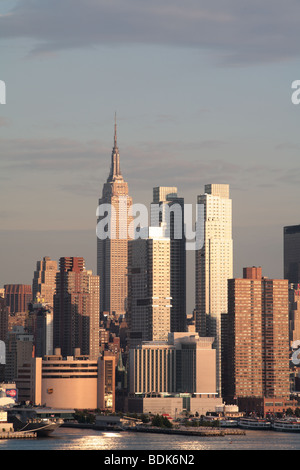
left=2, top=428, right=300, bottom=450
left=103, top=432, right=122, bottom=438
left=55, top=429, right=210, bottom=451
left=53, top=428, right=300, bottom=451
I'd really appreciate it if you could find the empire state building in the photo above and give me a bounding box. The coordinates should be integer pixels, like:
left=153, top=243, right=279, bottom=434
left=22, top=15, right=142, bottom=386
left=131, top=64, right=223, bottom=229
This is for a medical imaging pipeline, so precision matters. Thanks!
left=97, top=117, right=133, bottom=318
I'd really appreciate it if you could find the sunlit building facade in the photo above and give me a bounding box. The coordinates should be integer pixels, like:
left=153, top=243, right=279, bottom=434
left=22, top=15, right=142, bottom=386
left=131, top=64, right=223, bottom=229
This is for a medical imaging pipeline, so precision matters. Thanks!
left=16, top=349, right=115, bottom=411
left=223, top=268, right=290, bottom=408
left=97, top=118, right=132, bottom=318
left=32, top=256, right=58, bottom=307
left=127, top=227, right=171, bottom=348
left=195, top=184, right=233, bottom=396
left=53, top=257, right=100, bottom=360
left=151, top=186, right=186, bottom=332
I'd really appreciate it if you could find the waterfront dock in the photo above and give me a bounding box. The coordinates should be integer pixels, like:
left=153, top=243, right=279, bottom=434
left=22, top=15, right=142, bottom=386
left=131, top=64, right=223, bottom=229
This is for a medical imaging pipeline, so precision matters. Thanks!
left=0, top=431, right=37, bottom=439
left=63, top=422, right=245, bottom=436
left=125, top=425, right=246, bottom=437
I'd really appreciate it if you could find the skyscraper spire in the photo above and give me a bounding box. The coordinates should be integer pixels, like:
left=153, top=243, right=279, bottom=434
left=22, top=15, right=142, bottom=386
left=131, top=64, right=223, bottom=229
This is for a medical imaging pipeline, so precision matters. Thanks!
left=108, top=113, right=122, bottom=181
left=114, top=111, right=117, bottom=149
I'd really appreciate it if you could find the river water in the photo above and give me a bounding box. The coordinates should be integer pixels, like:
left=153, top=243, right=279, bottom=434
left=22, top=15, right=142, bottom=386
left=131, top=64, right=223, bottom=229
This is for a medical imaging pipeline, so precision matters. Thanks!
left=0, top=427, right=300, bottom=451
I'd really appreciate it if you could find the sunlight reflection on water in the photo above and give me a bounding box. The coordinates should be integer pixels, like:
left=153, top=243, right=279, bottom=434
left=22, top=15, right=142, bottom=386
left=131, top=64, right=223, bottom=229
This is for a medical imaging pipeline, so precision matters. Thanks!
left=51, top=429, right=228, bottom=451
left=2, top=428, right=300, bottom=450
left=51, top=428, right=300, bottom=451
left=45, top=429, right=210, bottom=450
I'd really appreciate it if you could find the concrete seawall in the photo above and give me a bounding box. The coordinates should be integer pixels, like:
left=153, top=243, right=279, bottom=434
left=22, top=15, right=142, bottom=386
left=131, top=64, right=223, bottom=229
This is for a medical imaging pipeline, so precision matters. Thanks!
left=124, top=426, right=246, bottom=436
left=63, top=423, right=245, bottom=436
left=0, top=431, right=37, bottom=439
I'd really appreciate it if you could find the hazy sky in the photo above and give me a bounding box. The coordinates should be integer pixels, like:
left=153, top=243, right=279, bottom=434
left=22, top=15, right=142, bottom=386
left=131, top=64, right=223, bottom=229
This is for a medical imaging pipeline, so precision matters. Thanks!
left=1, top=0, right=300, bottom=312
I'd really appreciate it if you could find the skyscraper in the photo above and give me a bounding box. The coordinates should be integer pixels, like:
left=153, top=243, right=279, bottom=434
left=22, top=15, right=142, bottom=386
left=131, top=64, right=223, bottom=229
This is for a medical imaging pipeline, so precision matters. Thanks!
left=129, top=333, right=216, bottom=396
left=151, top=187, right=186, bottom=332
left=5, top=326, right=34, bottom=382
left=127, top=227, right=171, bottom=348
left=223, top=267, right=290, bottom=408
left=289, top=284, right=300, bottom=345
left=0, top=297, right=8, bottom=342
left=32, top=256, right=58, bottom=306
left=195, top=184, right=233, bottom=395
left=223, top=268, right=264, bottom=403
left=98, top=352, right=116, bottom=413
left=28, top=300, right=54, bottom=358
left=262, top=277, right=290, bottom=400
left=284, top=224, right=300, bottom=284
left=97, top=117, right=132, bottom=318
left=283, top=225, right=300, bottom=390
left=4, top=284, right=32, bottom=314
left=53, top=257, right=100, bottom=359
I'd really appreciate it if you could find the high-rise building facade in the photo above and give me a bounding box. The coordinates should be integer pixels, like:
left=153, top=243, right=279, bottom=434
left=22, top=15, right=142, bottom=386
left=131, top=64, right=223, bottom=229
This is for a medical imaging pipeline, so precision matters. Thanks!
left=151, top=187, right=186, bottom=332
left=28, top=300, right=54, bottom=357
left=127, top=227, right=171, bottom=348
left=223, top=267, right=264, bottom=402
left=5, top=326, right=34, bottom=382
left=284, top=224, right=300, bottom=285
left=32, top=256, right=58, bottom=307
left=289, top=284, right=300, bottom=345
left=4, top=284, right=32, bottom=314
left=0, top=297, right=8, bottom=342
left=195, top=184, right=233, bottom=395
left=53, top=257, right=100, bottom=359
left=97, top=118, right=132, bottom=318
left=129, top=332, right=216, bottom=396
left=262, top=277, right=290, bottom=399
left=98, top=351, right=116, bottom=413
left=0, top=297, right=8, bottom=380
left=223, top=268, right=290, bottom=406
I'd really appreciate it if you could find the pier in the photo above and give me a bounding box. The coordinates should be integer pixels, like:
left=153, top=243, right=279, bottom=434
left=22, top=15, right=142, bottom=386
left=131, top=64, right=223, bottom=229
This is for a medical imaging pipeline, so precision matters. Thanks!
left=0, top=431, right=37, bottom=439
left=63, top=422, right=245, bottom=436
left=125, top=426, right=246, bottom=437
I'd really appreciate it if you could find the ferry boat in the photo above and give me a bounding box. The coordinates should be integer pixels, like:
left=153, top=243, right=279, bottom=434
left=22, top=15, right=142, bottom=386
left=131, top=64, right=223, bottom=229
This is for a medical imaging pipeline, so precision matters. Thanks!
left=272, top=418, right=300, bottom=433
left=219, top=419, right=238, bottom=428
left=238, top=417, right=271, bottom=430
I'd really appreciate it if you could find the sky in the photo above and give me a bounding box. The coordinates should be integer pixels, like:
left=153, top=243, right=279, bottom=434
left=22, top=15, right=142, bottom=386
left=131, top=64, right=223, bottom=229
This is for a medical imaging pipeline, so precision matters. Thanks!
left=0, top=0, right=300, bottom=312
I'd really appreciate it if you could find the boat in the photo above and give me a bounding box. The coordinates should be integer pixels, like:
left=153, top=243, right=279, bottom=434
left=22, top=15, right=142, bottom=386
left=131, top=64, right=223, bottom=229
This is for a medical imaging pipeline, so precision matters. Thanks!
left=219, top=419, right=238, bottom=428
left=5, top=406, right=68, bottom=436
left=272, top=418, right=300, bottom=433
left=238, top=417, right=271, bottom=430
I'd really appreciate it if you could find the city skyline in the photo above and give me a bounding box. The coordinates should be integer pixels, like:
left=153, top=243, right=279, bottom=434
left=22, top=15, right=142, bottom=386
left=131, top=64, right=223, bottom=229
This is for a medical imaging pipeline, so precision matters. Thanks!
left=1, top=1, right=300, bottom=316
left=0, top=116, right=298, bottom=314
left=2, top=1, right=300, bottom=450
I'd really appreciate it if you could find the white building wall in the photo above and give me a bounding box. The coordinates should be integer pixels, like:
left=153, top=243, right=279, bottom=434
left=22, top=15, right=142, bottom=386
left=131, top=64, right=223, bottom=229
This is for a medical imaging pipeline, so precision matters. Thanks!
left=195, top=184, right=233, bottom=396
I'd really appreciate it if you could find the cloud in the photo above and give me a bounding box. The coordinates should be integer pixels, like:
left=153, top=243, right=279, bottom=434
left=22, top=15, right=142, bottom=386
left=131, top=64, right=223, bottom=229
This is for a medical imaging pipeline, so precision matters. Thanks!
left=0, top=136, right=232, bottom=199
left=0, top=0, right=300, bottom=65
left=275, top=142, right=300, bottom=151
left=277, top=168, right=300, bottom=186
left=1, top=134, right=300, bottom=202
left=0, top=137, right=109, bottom=172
